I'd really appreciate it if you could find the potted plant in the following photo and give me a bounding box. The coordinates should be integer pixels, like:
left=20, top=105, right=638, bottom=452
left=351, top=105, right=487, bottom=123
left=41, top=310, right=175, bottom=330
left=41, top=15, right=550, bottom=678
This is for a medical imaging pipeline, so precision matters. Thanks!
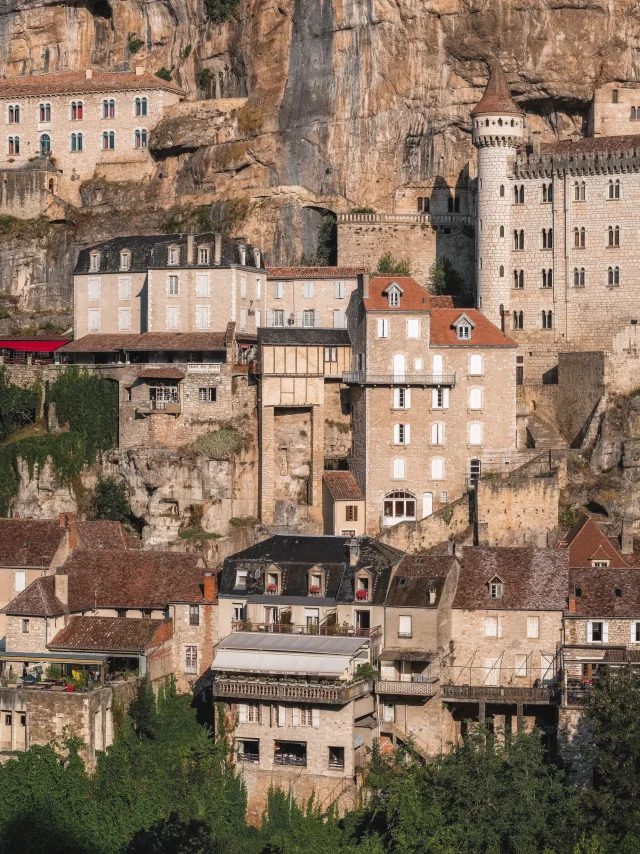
left=309, top=585, right=321, bottom=595
left=267, top=583, right=278, bottom=594
left=356, top=589, right=368, bottom=600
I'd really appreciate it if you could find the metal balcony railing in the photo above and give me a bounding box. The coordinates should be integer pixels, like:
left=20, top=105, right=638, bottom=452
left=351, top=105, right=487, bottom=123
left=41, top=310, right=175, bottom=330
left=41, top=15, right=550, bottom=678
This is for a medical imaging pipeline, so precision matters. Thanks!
left=231, top=621, right=380, bottom=638
left=342, top=372, right=456, bottom=387
left=441, top=684, right=556, bottom=704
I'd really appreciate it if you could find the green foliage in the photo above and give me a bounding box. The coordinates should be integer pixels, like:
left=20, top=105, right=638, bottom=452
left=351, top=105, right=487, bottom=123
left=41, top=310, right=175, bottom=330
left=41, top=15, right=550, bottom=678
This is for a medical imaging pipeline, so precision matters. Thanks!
left=93, top=476, right=131, bottom=523
left=191, top=427, right=243, bottom=460
left=182, top=44, right=192, bottom=59
left=204, top=0, right=241, bottom=23
left=354, top=663, right=379, bottom=682
left=155, top=67, right=173, bottom=82
left=442, top=504, right=454, bottom=525
left=0, top=214, right=51, bottom=239
left=198, top=68, right=214, bottom=91
left=45, top=664, right=62, bottom=680
left=128, top=677, right=159, bottom=739
left=429, top=257, right=465, bottom=297
left=127, top=34, right=145, bottom=55
left=375, top=252, right=411, bottom=277
left=559, top=504, right=584, bottom=531
left=229, top=516, right=258, bottom=527
left=178, top=526, right=222, bottom=541
left=349, top=206, right=376, bottom=214
left=315, top=213, right=337, bottom=266
left=0, top=366, right=39, bottom=441
left=161, top=198, right=250, bottom=237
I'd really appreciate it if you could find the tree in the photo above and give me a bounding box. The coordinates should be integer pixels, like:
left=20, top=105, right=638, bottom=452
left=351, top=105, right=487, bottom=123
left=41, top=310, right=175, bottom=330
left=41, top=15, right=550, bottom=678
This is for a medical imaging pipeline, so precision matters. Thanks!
left=428, top=257, right=467, bottom=300
left=375, top=252, right=411, bottom=277
left=0, top=366, right=39, bottom=441
left=93, top=476, right=131, bottom=523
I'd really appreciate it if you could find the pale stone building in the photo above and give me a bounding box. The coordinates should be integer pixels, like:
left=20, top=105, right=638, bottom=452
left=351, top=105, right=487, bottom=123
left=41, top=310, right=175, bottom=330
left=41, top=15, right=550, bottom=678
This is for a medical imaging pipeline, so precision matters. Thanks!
left=346, top=275, right=518, bottom=535
left=265, top=266, right=364, bottom=330
left=322, top=471, right=366, bottom=537
left=0, top=68, right=184, bottom=212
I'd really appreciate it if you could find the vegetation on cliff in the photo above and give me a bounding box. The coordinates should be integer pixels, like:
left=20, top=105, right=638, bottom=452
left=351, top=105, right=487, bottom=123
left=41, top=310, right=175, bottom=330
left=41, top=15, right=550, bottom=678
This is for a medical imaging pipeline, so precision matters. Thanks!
left=376, top=252, right=411, bottom=277
left=203, top=0, right=240, bottom=24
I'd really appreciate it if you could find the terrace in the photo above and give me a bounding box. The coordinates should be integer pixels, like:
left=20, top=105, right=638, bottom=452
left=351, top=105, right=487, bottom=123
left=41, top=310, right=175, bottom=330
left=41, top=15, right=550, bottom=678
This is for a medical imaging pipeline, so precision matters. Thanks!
left=231, top=620, right=380, bottom=639
left=212, top=676, right=372, bottom=705
left=342, top=371, right=456, bottom=387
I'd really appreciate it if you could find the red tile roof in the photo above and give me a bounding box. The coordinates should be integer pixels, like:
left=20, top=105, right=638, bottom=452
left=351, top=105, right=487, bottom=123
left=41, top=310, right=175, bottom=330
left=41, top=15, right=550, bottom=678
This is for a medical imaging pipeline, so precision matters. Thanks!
left=48, top=616, right=173, bottom=653
left=137, top=367, right=186, bottom=379
left=558, top=515, right=638, bottom=568
left=0, top=70, right=185, bottom=98
left=266, top=266, right=366, bottom=279
left=322, top=471, right=364, bottom=501
left=471, top=64, right=524, bottom=116
left=0, top=520, right=66, bottom=568
left=540, top=134, right=640, bottom=156
left=2, top=576, right=65, bottom=617
left=429, top=309, right=517, bottom=347
left=60, top=549, right=212, bottom=611
left=363, top=277, right=451, bottom=312
left=58, top=334, right=139, bottom=353
left=77, top=521, right=128, bottom=551
left=60, top=332, right=227, bottom=353
left=568, top=567, right=640, bottom=618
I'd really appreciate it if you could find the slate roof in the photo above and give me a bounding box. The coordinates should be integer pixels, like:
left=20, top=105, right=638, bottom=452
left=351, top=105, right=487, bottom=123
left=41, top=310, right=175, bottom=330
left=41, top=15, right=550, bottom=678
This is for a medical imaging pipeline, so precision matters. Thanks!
left=385, top=554, right=455, bottom=608
left=2, top=576, right=64, bottom=617
left=218, top=535, right=402, bottom=605
left=74, top=233, right=261, bottom=275
left=540, top=134, right=640, bottom=157
left=59, top=331, right=227, bottom=353
left=59, top=549, right=211, bottom=611
left=568, top=567, right=640, bottom=618
left=322, top=471, right=364, bottom=501
left=0, top=520, right=66, bottom=568
left=77, top=521, right=128, bottom=551
left=258, top=328, right=351, bottom=346
left=471, top=63, right=524, bottom=116
left=266, top=266, right=365, bottom=279
left=429, top=308, right=517, bottom=347
left=452, top=547, right=569, bottom=611
left=363, top=277, right=453, bottom=312
left=48, top=616, right=173, bottom=653
left=557, top=515, right=639, bottom=568
left=0, top=69, right=185, bottom=98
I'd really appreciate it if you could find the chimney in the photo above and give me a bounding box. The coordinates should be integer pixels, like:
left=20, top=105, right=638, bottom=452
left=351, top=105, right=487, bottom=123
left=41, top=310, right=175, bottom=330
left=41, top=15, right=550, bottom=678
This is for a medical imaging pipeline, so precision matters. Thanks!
left=135, top=65, right=144, bottom=76
left=348, top=538, right=359, bottom=567
left=622, top=518, right=634, bottom=555
left=428, top=587, right=437, bottom=605
left=252, top=246, right=261, bottom=268
left=214, top=233, right=222, bottom=265
left=54, top=574, right=68, bottom=606
left=453, top=543, right=463, bottom=560
left=447, top=539, right=455, bottom=556
left=85, top=69, right=93, bottom=79
left=59, top=512, right=77, bottom=551
left=186, top=234, right=195, bottom=265
left=357, top=272, right=370, bottom=300
left=203, top=572, right=216, bottom=601
left=568, top=595, right=576, bottom=614
left=532, top=130, right=541, bottom=156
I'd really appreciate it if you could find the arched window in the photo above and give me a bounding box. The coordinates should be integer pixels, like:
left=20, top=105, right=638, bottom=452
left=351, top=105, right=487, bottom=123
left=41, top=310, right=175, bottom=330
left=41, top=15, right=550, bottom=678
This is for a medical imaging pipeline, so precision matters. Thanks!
left=499, top=225, right=504, bottom=238
left=141, top=129, right=147, bottom=148
left=109, top=99, right=115, bottom=118
left=8, top=105, right=13, bottom=124
left=78, top=101, right=83, bottom=120
left=417, top=197, right=423, bottom=212
left=543, top=269, right=548, bottom=288
left=608, top=179, right=621, bottom=199
left=77, top=132, right=83, bottom=151
left=542, top=310, right=553, bottom=330
left=542, top=184, right=547, bottom=203
left=548, top=183, right=553, bottom=202
left=498, top=118, right=503, bottom=126
left=39, top=134, right=50, bottom=155
left=39, top=103, right=50, bottom=122
left=580, top=268, right=585, bottom=286
left=514, top=230, right=519, bottom=250
left=574, top=227, right=579, bottom=248
left=135, top=97, right=141, bottom=116
left=519, top=185, right=524, bottom=204
left=70, top=133, right=77, bottom=152
left=141, top=97, right=148, bottom=116
left=102, top=132, right=109, bottom=150
left=574, top=268, right=579, bottom=287
left=382, top=490, right=416, bottom=523
left=580, top=181, right=585, bottom=200
left=499, top=265, right=504, bottom=277
left=513, top=270, right=519, bottom=289
left=615, top=225, right=620, bottom=246
left=514, top=186, right=519, bottom=204
left=135, top=129, right=141, bottom=148
left=547, top=269, right=553, bottom=288
left=607, top=266, right=620, bottom=286
left=513, top=311, right=524, bottom=330
left=580, top=227, right=585, bottom=247
left=500, top=185, right=504, bottom=197
left=519, top=270, right=524, bottom=288
left=469, top=388, right=483, bottom=410
left=574, top=182, right=580, bottom=201
left=7, top=136, right=19, bottom=155
left=8, top=105, right=19, bottom=124
left=103, top=99, right=109, bottom=118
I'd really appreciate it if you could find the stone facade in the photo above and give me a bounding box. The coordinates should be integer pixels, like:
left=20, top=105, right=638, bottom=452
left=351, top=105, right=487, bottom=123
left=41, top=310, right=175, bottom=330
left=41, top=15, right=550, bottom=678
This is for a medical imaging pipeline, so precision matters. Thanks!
left=264, top=268, right=362, bottom=330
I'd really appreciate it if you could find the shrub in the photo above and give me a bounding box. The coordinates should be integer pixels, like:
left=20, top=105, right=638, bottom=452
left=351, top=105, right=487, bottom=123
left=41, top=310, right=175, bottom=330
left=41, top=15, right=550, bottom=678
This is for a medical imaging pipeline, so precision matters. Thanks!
left=198, top=68, right=214, bottom=92
left=349, top=206, right=376, bottom=214
left=155, top=67, right=172, bottom=82
left=376, top=251, right=411, bottom=276
left=0, top=366, right=40, bottom=441
left=355, top=662, right=379, bottom=681
left=204, top=0, right=241, bottom=23
left=127, top=34, right=145, bottom=55
left=182, top=44, right=192, bottom=58
left=191, top=428, right=243, bottom=460
left=93, top=477, right=131, bottom=523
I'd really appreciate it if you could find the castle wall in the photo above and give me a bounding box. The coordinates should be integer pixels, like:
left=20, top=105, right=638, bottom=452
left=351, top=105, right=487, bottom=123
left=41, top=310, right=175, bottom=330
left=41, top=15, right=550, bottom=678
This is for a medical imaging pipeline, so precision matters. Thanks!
left=557, top=351, right=605, bottom=445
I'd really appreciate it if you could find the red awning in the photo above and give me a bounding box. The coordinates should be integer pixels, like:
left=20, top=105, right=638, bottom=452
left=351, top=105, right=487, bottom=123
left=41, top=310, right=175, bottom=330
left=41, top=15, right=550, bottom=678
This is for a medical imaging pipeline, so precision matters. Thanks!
left=0, top=340, right=68, bottom=353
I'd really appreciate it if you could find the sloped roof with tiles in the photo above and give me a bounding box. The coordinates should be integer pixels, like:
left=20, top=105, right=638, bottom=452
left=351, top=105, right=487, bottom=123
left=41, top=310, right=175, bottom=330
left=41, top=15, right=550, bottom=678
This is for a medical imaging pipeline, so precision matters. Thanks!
left=471, top=63, right=524, bottom=116
left=266, top=266, right=365, bottom=279
left=258, top=328, right=350, bottom=346
left=540, top=134, right=640, bottom=157
left=0, top=70, right=184, bottom=98
left=363, top=277, right=454, bottom=312
left=557, top=515, right=638, bottom=568
left=0, top=520, right=66, bottom=568
left=77, top=521, right=128, bottom=550
left=2, top=576, right=65, bottom=617
left=568, top=567, right=640, bottom=618
left=322, top=471, right=364, bottom=502
left=48, top=616, right=173, bottom=653
left=59, top=332, right=227, bottom=353
left=429, top=308, right=517, bottom=347
left=385, top=554, right=455, bottom=609
left=452, top=547, right=569, bottom=611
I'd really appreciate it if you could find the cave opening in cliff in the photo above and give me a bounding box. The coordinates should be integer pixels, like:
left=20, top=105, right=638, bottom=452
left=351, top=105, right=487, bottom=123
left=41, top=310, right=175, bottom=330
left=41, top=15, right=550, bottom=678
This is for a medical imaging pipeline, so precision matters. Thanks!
left=86, top=0, right=113, bottom=21
left=303, top=207, right=337, bottom=266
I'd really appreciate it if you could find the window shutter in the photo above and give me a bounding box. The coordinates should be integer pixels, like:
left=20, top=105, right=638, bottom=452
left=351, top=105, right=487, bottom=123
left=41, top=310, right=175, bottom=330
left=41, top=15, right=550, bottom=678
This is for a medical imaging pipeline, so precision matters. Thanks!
left=393, top=458, right=404, bottom=479
left=333, top=310, right=342, bottom=328
left=296, top=310, right=303, bottom=327
left=527, top=616, right=539, bottom=639
left=603, top=622, right=609, bottom=643
left=278, top=705, right=286, bottom=726
left=238, top=703, right=247, bottom=724
left=314, top=310, right=321, bottom=327
left=393, top=424, right=400, bottom=444
left=405, top=388, right=411, bottom=408
left=432, top=354, right=443, bottom=376
left=431, top=423, right=438, bottom=444
left=377, top=319, right=383, bottom=337
left=312, top=708, right=320, bottom=728
left=632, top=622, right=637, bottom=643
left=497, top=616, right=502, bottom=638
left=432, top=389, right=439, bottom=408
left=267, top=310, right=273, bottom=327
left=404, top=424, right=410, bottom=445
left=586, top=622, right=593, bottom=643
left=292, top=707, right=300, bottom=727
left=310, top=281, right=315, bottom=298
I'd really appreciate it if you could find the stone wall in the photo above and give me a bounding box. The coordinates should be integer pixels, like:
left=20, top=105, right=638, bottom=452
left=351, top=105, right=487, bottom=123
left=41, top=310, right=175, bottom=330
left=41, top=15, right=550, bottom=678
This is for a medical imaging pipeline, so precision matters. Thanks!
left=605, top=325, right=640, bottom=396
left=557, top=351, right=605, bottom=446
left=0, top=169, right=56, bottom=218
left=377, top=493, right=471, bottom=552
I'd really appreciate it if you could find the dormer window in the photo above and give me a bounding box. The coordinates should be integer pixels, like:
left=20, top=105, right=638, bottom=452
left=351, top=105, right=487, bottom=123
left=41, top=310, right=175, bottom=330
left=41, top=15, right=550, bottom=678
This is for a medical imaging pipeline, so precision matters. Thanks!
left=389, top=290, right=400, bottom=307
left=453, top=313, right=475, bottom=341
left=355, top=574, right=370, bottom=600
left=238, top=244, right=247, bottom=266
left=265, top=569, right=280, bottom=594
left=308, top=568, right=324, bottom=596
left=199, top=247, right=210, bottom=265
left=89, top=252, right=100, bottom=272
left=120, top=250, right=131, bottom=271
left=489, top=577, right=504, bottom=599
left=168, top=246, right=179, bottom=266
left=592, top=560, right=610, bottom=568
left=235, top=570, right=247, bottom=591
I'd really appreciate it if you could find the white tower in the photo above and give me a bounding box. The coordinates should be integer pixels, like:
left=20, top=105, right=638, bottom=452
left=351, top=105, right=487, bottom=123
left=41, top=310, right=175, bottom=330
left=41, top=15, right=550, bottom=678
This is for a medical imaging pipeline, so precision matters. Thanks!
left=472, top=64, right=525, bottom=329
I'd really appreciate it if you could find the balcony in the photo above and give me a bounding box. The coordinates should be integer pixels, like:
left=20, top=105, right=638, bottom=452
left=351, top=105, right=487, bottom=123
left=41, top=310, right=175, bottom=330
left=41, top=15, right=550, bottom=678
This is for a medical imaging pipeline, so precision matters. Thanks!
left=342, top=372, right=456, bottom=387
left=212, top=677, right=372, bottom=705
left=135, top=401, right=181, bottom=415
left=231, top=621, right=380, bottom=639
left=376, top=679, right=437, bottom=697
left=441, top=684, right=556, bottom=705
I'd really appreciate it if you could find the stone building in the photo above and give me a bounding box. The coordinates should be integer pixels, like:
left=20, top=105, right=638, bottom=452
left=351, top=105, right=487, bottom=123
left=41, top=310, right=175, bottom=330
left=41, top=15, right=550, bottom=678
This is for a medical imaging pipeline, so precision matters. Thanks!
left=0, top=68, right=184, bottom=212
left=264, top=266, right=364, bottom=330
left=322, top=471, right=366, bottom=537
left=345, top=275, right=518, bottom=535
left=73, top=232, right=264, bottom=338
left=255, top=327, right=351, bottom=531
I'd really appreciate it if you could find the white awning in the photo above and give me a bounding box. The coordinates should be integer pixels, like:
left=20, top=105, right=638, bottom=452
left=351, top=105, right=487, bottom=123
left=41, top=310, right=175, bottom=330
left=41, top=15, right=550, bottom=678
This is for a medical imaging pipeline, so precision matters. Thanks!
left=212, top=649, right=351, bottom=677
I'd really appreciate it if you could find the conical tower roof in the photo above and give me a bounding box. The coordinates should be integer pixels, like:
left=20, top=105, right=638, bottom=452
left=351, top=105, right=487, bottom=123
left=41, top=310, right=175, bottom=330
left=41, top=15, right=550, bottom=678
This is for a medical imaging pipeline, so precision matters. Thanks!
left=471, top=63, right=523, bottom=116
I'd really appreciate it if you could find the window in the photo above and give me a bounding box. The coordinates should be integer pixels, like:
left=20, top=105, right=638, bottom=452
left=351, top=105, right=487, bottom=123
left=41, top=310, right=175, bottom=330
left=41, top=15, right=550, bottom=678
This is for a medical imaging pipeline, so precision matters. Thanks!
left=394, top=423, right=410, bottom=445
left=541, top=310, right=553, bottom=330
left=233, top=603, right=245, bottom=622
left=89, top=252, right=100, bottom=272
left=273, top=281, right=284, bottom=299
left=499, top=265, right=504, bottom=277
left=612, top=89, right=619, bottom=103
left=632, top=622, right=640, bottom=643
left=39, top=133, right=51, bottom=155
left=324, top=347, right=337, bottom=363
left=329, top=746, right=345, bottom=770
left=592, top=560, right=610, bottom=568
left=572, top=267, right=585, bottom=287
left=489, top=578, right=503, bottom=599
left=514, top=654, right=527, bottom=677
left=513, top=311, right=524, bottom=330
left=303, top=280, right=314, bottom=298
left=574, top=227, right=586, bottom=248
left=573, top=181, right=586, bottom=201
left=70, top=100, right=83, bottom=120
left=88, top=309, right=100, bottom=331
left=542, top=228, right=553, bottom=249
left=256, top=278, right=262, bottom=299
left=333, top=309, right=345, bottom=328
left=542, top=268, right=553, bottom=288
left=184, top=645, right=198, bottom=674
left=8, top=104, right=20, bottom=124
left=240, top=275, right=247, bottom=298
left=406, top=318, right=420, bottom=338
left=198, top=387, right=217, bottom=402
left=394, top=387, right=410, bottom=408
left=514, top=185, right=524, bottom=204
left=118, top=308, right=131, bottom=330
left=608, top=179, right=620, bottom=199
left=513, top=269, right=524, bottom=289
left=135, top=97, right=148, bottom=116
left=237, top=738, right=259, bottom=762
left=14, top=571, right=26, bottom=593
left=469, top=422, right=483, bottom=445
left=457, top=323, right=471, bottom=340
left=102, top=99, right=115, bottom=118
left=118, top=277, right=131, bottom=299
left=542, top=183, right=553, bottom=203
left=513, top=230, right=524, bottom=250
left=516, top=355, right=524, bottom=385
left=469, top=458, right=481, bottom=482
left=196, top=274, right=210, bottom=297
left=199, top=247, right=210, bottom=264
left=334, top=280, right=345, bottom=298
left=346, top=505, right=358, bottom=522
left=527, top=616, right=540, bottom=638
left=383, top=490, right=416, bottom=522
left=393, top=458, right=405, bottom=479
left=273, top=309, right=284, bottom=327
left=303, top=309, right=315, bottom=327
left=484, top=616, right=499, bottom=637
left=195, top=305, right=210, bottom=329
left=382, top=703, right=395, bottom=722
left=431, top=457, right=444, bottom=480
left=607, top=266, right=620, bottom=286
left=102, top=130, right=115, bottom=150
left=469, top=388, right=483, bottom=410
left=7, top=135, right=19, bottom=155
left=70, top=132, right=83, bottom=151
left=608, top=225, right=620, bottom=246
left=415, top=358, right=423, bottom=371
left=39, top=103, right=51, bottom=122
left=168, top=275, right=179, bottom=296
left=88, top=277, right=101, bottom=300
left=398, top=615, right=412, bottom=638
left=21, top=619, right=29, bottom=634
left=432, top=387, right=449, bottom=409
left=189, top=604, right=200, bottom=626
left=235, top=571, right=247, bottom=590
left=134, top=129, right=147, bottom=148
left=168, top=246, right=179, bottom=265
left=431, top=422, right=445, bottom=445
left=587, top=621, right=607, bottom=643
left=388, top=289, right=400, bottom=307
left=166, top=306, right=179, bottom=329
left=240, top=307, right=247, bottom=331
left=499, top=185, right=504, bottom=197
left=469, top=354, right=483, bottom=375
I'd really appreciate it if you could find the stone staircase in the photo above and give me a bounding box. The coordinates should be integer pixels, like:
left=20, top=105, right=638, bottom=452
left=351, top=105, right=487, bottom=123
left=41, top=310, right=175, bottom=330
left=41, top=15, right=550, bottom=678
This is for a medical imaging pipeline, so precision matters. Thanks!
left=526, top=414, right=569, bottom=450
